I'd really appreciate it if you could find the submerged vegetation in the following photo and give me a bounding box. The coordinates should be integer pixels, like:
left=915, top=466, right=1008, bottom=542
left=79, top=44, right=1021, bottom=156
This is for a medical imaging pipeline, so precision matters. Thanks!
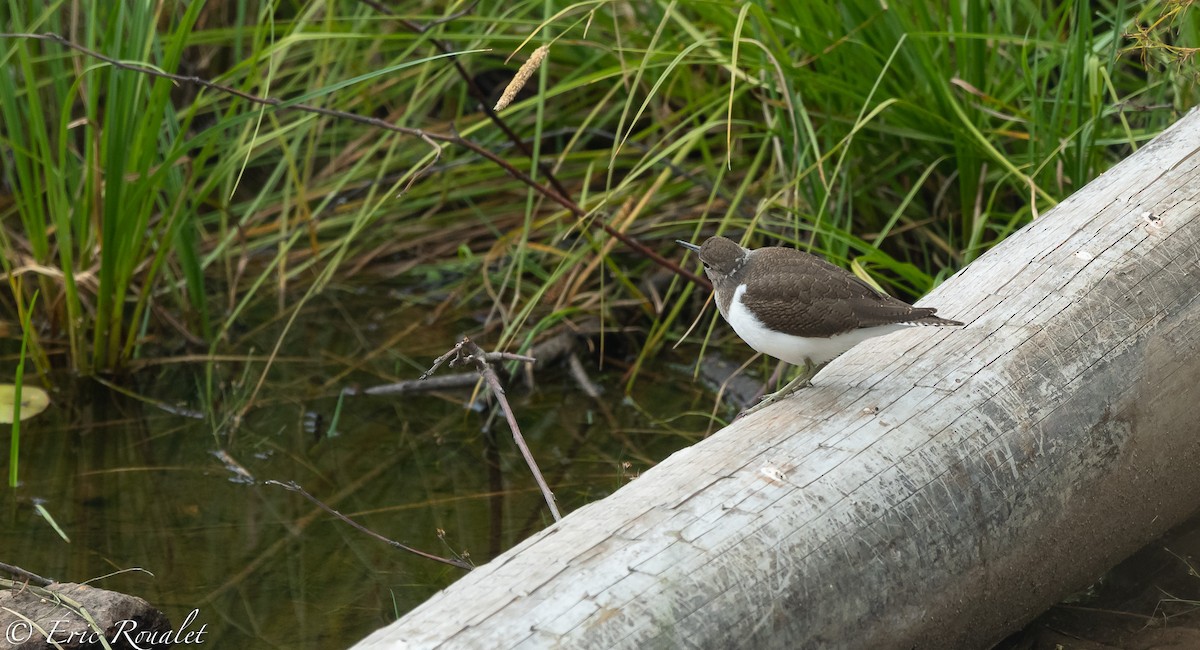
left=0, top=0, right=1197, bottom=382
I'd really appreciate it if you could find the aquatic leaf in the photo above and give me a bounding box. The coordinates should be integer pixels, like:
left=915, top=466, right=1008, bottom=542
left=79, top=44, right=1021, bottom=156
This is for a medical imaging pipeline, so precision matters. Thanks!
left=0, top=384, right=50, bottom=423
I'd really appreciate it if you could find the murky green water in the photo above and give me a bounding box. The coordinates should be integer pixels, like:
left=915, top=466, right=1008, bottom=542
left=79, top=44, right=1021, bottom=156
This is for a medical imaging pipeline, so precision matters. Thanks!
left=1, top=287, right=721, bottom=647
left=11, top=286, right=1197, bottom=648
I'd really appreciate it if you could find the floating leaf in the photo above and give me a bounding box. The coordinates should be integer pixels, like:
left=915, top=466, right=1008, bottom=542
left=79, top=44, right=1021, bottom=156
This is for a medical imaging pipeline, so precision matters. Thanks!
left=0, top=384, right=50, bottom=423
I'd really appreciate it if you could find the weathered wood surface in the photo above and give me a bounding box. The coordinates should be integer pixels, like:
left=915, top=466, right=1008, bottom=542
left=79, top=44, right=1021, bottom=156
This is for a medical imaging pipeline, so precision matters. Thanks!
left=352, top=108, right=1200, bottom=650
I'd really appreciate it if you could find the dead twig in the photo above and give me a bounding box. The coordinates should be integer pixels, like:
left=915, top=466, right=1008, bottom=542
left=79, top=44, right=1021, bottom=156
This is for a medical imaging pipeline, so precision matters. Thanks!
left=265, top=480, right=473, bottom=571
left=349, top=372, right=479, bottom=396
left=419, top=348, right=536, bottom=381
left=0, top=562, right=53, bottom=587
left=423, top=337, right=562, bottom=522
left=347, top=335, right=554, bottom=397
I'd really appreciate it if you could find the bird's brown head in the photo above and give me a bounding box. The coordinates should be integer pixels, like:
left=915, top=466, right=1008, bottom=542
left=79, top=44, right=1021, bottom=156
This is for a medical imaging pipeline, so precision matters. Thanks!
left=676, top=236, right=748, bottom=287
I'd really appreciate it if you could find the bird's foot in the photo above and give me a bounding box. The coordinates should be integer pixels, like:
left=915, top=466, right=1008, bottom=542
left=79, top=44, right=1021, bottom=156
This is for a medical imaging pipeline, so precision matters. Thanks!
left=737, top=364, right=819, bottom=418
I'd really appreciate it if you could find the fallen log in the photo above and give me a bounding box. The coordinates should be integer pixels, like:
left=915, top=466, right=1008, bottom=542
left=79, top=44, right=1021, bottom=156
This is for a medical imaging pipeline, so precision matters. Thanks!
left=0, top=578, right=173, bottom=650
left=351, top=106, right=1200, bottom=649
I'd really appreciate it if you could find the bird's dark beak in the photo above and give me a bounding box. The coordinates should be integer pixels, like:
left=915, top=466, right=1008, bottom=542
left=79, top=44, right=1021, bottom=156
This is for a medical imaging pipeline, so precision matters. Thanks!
left=676, top=240, right=701, bottom=253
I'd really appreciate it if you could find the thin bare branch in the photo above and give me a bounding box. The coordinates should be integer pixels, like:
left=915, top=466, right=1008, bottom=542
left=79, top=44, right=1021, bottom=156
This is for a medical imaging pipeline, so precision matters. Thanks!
left=265, top=480, right=474, bottom=571
left=426, top=337, right=562, bottom=522
left=486, top=351, right=537, bottom=364
left=0, top=562, right=53, bottom=587
left=420, top=339, right=467, bottom=380
left=352, top=372, right=479, bottom=396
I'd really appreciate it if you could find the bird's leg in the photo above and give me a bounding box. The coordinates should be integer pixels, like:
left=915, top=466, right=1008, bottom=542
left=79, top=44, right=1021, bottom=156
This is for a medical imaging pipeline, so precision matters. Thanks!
left=741, top=361, right=822, bottom=416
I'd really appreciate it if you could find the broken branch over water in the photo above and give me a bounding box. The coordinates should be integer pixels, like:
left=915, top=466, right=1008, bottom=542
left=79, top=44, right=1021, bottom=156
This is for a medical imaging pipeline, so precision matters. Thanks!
left=422, top=337, right=562, bottom=522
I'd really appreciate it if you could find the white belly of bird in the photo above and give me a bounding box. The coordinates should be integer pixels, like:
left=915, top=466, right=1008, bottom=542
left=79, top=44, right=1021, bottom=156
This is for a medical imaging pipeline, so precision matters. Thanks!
left=726, top=284, right=909, bottom=367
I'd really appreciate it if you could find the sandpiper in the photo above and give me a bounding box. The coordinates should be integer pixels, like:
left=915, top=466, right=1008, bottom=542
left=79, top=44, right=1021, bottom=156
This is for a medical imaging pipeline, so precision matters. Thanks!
left=678, top=236, right=962, bottom=414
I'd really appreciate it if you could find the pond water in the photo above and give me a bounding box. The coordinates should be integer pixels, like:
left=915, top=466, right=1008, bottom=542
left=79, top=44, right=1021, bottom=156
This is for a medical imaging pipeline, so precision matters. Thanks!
left=0, top=286, right=722, bottom=648
left=5, top=284, right=1200, bottom=648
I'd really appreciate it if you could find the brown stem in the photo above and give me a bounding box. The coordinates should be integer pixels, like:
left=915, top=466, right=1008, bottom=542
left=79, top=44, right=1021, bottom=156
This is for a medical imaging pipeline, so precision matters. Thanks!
left=0, top=562, right=53, bottom=586
left=265, top=480, right=473, bottom=570
left=424, top=337, right=562, bottom=521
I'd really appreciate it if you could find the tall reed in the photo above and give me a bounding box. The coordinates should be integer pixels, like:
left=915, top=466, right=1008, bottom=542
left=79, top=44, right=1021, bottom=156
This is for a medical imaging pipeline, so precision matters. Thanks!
left=0, top=0, right=1193, bottom=380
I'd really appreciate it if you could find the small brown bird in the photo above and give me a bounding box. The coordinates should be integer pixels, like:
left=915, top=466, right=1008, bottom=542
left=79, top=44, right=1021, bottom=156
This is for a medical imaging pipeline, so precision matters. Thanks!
left=678, top=236, right=962, bottom=413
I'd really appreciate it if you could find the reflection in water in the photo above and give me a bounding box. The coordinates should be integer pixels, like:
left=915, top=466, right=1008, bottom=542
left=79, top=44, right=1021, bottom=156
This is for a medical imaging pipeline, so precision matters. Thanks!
left=6, top=286, right=1199, bottom=647
left=0, top=291, right=715, bottom=648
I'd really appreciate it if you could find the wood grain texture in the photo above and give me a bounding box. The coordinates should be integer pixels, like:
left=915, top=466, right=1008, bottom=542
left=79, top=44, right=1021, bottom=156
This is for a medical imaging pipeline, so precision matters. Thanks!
left=352, top=107, right=1200, bottom=650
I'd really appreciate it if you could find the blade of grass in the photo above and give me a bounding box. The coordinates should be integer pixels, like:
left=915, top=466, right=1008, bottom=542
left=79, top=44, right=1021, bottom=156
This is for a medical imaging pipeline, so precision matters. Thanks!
left=9, top=289, right=37, bottom=488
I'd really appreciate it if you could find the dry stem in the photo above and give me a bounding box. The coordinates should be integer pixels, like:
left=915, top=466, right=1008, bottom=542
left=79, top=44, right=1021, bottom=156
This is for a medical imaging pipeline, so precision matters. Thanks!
left=422, top=337, right=562, bottom=522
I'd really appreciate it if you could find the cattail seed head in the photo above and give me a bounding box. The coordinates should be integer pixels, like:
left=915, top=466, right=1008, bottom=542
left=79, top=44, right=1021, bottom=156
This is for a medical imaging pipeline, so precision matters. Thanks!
left=494, top=45, right=549, bottom=112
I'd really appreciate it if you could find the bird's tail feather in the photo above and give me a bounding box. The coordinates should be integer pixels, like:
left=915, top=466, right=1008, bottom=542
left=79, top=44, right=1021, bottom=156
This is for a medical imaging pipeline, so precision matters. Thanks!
left=910, top=310, right=963, bottom=327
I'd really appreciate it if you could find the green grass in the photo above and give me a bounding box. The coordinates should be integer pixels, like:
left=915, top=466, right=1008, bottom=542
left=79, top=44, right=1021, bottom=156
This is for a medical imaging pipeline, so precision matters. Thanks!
left=0, top=0, right=1196, bottom=384
left=7, top=290, right=35, bottom=487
